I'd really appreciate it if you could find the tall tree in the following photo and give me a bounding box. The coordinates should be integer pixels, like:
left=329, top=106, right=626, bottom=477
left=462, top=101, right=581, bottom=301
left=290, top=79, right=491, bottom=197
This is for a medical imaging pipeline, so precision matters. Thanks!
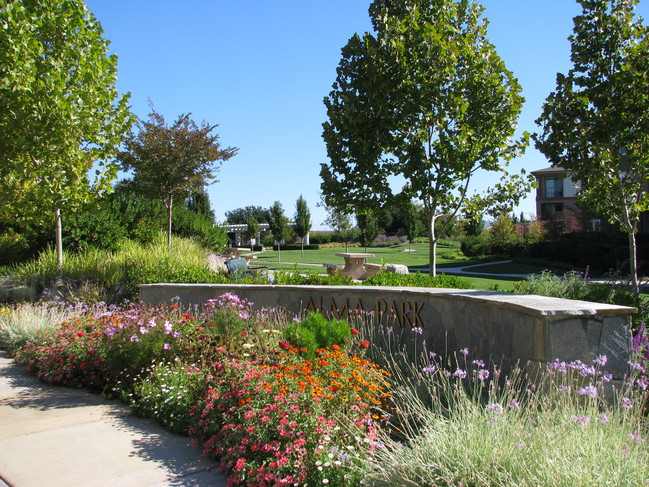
left=268, top=201, right=290, bottom=263
left=535, top=0, right=649, bottom=290
left=294, top=195, right=312, bottom=257
left=403, top=200, right=423, bottom=252
left=186, top=189, right=215, bottom=224
left=243, top=215, right=260, bottom=247
left=0, top=0, right=133, bottom=269
left=321, top=0, right=527, bottom=275
left=119, top=108, right=237, bottom=250
left=321, top=200, right=355, bottom=252
left=356, top=211, right=380, bottom=252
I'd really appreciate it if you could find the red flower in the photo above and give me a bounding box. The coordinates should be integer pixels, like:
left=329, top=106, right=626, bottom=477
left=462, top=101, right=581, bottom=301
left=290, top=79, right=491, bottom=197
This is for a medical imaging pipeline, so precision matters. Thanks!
left=279, top=341, right=290, bottom=350
left=359, top=340, right=370, bottom=349
left=350, top=328, right=359, bottom=335
left=241, top=333, right=247, bottom=337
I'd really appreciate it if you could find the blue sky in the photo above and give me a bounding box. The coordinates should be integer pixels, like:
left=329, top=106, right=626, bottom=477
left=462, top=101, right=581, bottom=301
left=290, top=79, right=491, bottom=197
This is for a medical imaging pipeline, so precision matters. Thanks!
left=85, top=0, right=649, bottom=230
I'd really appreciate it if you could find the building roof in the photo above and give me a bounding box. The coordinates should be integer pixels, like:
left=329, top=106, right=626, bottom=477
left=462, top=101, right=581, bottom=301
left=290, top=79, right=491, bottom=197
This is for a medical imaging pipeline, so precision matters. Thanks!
left=531, top=166, right=567, bottom=176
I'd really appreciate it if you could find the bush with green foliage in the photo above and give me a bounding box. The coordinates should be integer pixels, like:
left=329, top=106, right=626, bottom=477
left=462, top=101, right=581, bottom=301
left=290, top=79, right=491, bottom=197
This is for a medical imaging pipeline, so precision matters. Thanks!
left=172, top=207, right=228, bottom=252
left=273, top=268, right=355, bottom=286
left=364, top=272, right=474, bottom=289
left=309, top=232, right=333, bottom=245
left=283, top=312, right=353, bottom=358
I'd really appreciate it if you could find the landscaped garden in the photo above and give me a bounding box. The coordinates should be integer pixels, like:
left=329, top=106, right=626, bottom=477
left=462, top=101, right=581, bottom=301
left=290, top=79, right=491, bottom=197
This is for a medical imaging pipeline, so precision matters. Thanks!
left=1, top=277, right=648, bottom=486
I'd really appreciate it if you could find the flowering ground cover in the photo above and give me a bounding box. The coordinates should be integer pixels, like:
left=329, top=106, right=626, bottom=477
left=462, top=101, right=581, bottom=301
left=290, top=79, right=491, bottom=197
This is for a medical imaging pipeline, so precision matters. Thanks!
left=4, top=293, right=649, bottom=486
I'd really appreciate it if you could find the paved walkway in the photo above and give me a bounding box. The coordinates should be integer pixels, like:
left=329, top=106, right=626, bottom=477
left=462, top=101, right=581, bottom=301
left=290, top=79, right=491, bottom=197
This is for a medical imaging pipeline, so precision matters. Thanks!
left=411, top=260, right=530, bottom=279
left=0, top=351, right=227, bottom=487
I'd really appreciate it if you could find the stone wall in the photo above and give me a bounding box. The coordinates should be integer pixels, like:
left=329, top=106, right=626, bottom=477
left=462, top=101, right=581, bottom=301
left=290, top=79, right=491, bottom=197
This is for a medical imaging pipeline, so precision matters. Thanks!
left=139, top=283, right=635, bottom=379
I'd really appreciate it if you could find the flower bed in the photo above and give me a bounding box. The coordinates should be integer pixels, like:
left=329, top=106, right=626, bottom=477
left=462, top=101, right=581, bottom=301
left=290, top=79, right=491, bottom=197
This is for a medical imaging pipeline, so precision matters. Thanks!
left=7, top=293, right=649, bottom=486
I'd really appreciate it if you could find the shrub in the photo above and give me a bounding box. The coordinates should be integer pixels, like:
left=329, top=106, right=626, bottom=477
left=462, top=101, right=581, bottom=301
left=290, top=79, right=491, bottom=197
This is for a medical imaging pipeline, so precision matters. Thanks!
left=513, top=270, right=646, bottom=332
left=12, top=312, right=108, bottom=390
left=460, top=235, right=491, bottom=257
left=364, top=272, right=474, bottom=289
left=283, top=312, right=353, bottom=358
left=172, top=208, right=228, bottom=252
left=309, top=232, right=333, bottom=245
left=372, top=234, right=407, bottom=247
left=273, top=269, right=355, bottom=286
left=188, top=347, right=391, bottom=486
left=130, top=361, right=209, bottom=435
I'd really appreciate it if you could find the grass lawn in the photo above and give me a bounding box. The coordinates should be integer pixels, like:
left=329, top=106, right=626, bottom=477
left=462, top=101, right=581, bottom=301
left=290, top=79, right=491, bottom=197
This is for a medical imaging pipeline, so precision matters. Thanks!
left=250, top=243, right=538, bottom=292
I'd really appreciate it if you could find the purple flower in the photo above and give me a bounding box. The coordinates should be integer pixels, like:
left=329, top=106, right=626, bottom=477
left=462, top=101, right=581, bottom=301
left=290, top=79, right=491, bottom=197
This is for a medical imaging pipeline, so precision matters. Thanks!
left=577, top=385, right=598, bottom=399
left=429, top=351, right=437, bottom=359
left=422, top=365, right=436, bottom=373
left=477, top=369, right=490, bottom=381
left=472, top=359, right=485, bottom=368
left=508, top=401, right=520, bottom=409
left=621, top=397, right=633, bottom=409
left=453, top=368, right=467, bottom=379
left=163, top=321, right=173, bottom=334
left=571, top=415, right=590, bottom=426
left=600, top=414, right=609, bottom=424
left=460, top=347, right=469, bottom=356
left=485, top=403, right=504, bottom=414
left=411, top=327, right=423, bottom=335
left=172, top=331, right=181, bottom=339
left=130, top=335, right=141, bottom=343
left=163, top=343, right=171, bottom=350
left=593, top=355, right=608, bottom=367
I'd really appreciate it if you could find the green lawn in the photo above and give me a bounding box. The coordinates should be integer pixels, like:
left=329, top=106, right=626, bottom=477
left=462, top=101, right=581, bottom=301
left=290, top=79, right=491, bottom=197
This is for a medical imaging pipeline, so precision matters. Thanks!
left=249, top=243, right=531, bottom=292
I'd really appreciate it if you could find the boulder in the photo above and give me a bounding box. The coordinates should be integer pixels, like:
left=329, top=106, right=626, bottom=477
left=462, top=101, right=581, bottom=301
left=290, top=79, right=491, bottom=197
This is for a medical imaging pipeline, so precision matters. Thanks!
left=385, top=263, right=409, bottom=275
left=206, top=253, right=228, bottom=274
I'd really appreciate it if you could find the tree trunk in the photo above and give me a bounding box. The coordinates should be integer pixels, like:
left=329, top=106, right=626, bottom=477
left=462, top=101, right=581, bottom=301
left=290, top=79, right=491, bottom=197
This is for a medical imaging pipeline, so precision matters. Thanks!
left=628, top=229, right=639, bottom=292
left=277, top=242, right=281, bottom=263
left=167, top=196, right=173, bottom=251
left=301, top=239, right=304, bottom=258
left=55, top=207, right=63, bottom=272
left=429, top=213, right=437, bottom=277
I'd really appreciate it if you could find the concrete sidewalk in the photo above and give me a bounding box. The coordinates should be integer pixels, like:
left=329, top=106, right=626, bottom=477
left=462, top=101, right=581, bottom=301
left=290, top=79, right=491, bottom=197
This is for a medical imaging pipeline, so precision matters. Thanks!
left=0, top=351, right=227, bottom=487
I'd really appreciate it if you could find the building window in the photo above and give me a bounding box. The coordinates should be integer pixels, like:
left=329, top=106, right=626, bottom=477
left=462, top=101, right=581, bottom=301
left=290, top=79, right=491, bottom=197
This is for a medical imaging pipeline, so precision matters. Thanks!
left=545, top=177, right=564, bottom=198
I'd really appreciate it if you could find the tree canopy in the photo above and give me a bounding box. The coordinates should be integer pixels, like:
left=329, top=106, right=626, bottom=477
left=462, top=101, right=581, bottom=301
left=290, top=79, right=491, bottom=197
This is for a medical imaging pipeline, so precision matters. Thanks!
left=119, top=108, right=237, bottom=250
left=0, top=0, right=134, bottom=268
left=225, top=206, right=270, bottom=225
left=321, top=0, right=527, bottom=275
left=535, top=0, right=649, bottom=288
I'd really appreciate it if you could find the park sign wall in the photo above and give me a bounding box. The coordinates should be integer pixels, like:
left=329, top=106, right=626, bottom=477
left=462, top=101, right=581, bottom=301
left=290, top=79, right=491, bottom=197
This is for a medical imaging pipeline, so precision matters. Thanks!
left=139, top=283, right=635, bottom=381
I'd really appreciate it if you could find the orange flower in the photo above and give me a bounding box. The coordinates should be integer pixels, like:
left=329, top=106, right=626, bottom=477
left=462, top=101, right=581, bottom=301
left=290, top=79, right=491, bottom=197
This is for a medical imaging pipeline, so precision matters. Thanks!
left=350, top=328, right=359, bottom=335
left=359, top=340, right=370, bottom=349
